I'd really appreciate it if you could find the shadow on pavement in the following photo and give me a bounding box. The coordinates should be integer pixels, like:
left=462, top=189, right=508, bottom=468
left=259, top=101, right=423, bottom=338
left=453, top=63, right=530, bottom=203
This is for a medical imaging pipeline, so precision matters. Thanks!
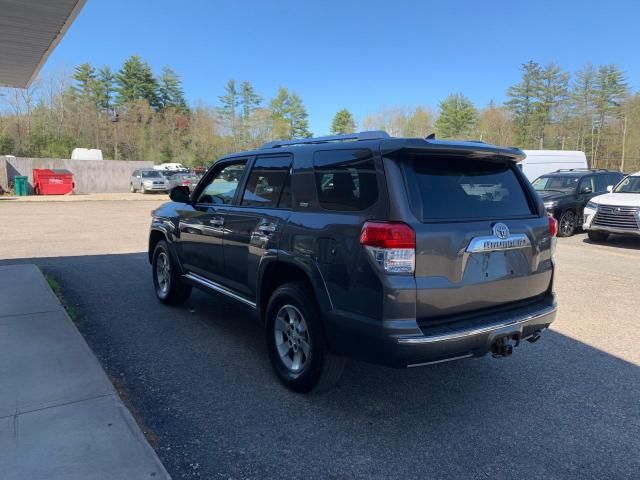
left=582, top=234, right=640, bottom=251
left=1, top=253, right=638, bottom=480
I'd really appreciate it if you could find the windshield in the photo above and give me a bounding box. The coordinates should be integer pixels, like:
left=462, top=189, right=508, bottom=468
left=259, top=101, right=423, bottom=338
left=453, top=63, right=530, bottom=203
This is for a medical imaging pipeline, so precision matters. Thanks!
left=532, top=175, right=579, bottom=192
left=613, top=176, right=640, bottom=193
left=141, top=171, right=162, bottom=178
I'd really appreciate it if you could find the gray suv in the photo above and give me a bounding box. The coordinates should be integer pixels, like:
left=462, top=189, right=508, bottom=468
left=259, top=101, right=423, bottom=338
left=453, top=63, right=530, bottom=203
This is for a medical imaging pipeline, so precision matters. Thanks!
left=148, top=132, right=558, bottom=392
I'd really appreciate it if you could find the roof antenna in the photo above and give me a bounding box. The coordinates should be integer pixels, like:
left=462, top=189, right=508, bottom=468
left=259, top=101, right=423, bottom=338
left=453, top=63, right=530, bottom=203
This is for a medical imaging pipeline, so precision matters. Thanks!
left=426, top=133, right=436, bottom=140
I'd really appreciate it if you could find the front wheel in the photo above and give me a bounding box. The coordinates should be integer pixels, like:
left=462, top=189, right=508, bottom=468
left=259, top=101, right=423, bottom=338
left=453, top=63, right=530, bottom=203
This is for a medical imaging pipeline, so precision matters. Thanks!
left=141, top=184, right=147, bottom=194
left=265, top=282, right=345, bottom=393
left=152, top=240, right=192, bottom=305
left=130, top=183, right=136, bottom=193
left=588, top=230, right=610, bottom=242
left=557, top=210, right=577, bottom=237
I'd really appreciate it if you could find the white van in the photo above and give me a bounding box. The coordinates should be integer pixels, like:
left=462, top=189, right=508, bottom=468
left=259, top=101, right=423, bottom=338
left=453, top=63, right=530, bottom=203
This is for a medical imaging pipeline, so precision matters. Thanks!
left=154, top=163, right=187, bottom=172
left=520, top=150, right=587, bottom=181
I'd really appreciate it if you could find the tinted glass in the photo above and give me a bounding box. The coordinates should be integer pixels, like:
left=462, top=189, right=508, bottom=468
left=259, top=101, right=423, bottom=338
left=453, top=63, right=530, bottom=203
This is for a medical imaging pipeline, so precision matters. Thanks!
left=313, top=149, right=378, bottom=211
left=241, top=156, right=292, bottom=208
left=607, top=173, right=623, bottom=189
left=197, top=162, right=246, bottom=204
left=614, top=176, right=640, bottom=193
left=595, top=174, right=608, bottom=192
left=406, top=157, right=533, bottom=220
left=141, top=170, right=162, bottom=178
left=578, top=176, right=595, bottom=192
left=532, top=175, right=579, bottom=192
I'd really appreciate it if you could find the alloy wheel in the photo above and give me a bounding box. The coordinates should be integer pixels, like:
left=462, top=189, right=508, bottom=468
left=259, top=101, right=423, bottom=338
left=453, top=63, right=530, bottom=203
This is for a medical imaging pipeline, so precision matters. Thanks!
left=274, top=304, right=311, bottom=373
left=155, top=251, right=171, bottom=294
left=560, top=211, right=576, bottom=236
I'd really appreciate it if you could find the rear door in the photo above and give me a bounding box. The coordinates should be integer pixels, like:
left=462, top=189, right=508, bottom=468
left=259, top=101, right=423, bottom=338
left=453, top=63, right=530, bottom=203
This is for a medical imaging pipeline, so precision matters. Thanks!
left=221, top=154, right=293, bottom=298
left=398, top=154, right=552, bottom=320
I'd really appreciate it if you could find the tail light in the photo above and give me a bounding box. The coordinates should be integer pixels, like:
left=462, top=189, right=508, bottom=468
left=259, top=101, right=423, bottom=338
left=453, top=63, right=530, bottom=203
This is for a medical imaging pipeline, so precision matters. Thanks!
left=548, top=215, right=558, bottom=237
left=360, top=221, right=415, bottom=274
left=183, top=181, right=190, bottom=186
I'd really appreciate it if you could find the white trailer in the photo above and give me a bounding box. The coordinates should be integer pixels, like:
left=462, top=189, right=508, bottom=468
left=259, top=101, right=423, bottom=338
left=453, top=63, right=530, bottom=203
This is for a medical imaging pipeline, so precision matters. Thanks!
left=520, top=150, right=587, bottom=181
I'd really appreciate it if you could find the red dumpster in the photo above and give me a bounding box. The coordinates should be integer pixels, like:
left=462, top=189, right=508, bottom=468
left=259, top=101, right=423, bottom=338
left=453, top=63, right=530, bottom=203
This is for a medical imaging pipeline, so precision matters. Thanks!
left=33, top=169, right=75, bottom=195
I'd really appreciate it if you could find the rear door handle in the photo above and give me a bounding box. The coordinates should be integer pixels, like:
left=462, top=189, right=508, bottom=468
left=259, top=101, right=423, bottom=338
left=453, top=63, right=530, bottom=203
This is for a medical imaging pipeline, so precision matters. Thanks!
left=208, top=217, right=224, bottom=227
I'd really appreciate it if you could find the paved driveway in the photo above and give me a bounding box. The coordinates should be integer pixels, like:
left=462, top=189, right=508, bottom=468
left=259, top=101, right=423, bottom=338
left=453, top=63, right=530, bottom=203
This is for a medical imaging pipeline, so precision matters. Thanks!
left=1, top=200, right=639, bottom=479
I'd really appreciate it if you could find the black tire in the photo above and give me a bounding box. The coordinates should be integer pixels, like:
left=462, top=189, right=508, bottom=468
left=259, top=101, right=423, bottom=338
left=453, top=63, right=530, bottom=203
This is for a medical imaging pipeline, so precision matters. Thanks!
left=588, top=230, right=609, bottom=242
left=557, top=210, right=577, bottom=237
left=130, top=183, right=136, bottom=193
left=265, top=282, right=346, bottom=393
left=141, top=184, right=147, bottom=194
left=152, top=240, right=192, bottom=305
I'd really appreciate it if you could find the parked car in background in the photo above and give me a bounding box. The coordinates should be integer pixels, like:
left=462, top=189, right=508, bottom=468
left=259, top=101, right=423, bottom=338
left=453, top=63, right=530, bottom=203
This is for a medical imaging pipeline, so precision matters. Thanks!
left=130, top=169, right=170, bottom=193
left=532, top=169, right=624, bottom=237
left=154, top=163, right=189, bottom=173
left=583, top=171, right=640, bottom=241
left=520, top=150, right=587, bottom=181
left=167, top=173, right=201, bottom=192
left=148, top=132, right=557, bottom=393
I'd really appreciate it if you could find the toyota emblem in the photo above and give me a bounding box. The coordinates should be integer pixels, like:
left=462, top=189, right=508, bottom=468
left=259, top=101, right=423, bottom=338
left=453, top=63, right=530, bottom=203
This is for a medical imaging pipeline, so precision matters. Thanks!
left=493, top=223, right=510, bottom=239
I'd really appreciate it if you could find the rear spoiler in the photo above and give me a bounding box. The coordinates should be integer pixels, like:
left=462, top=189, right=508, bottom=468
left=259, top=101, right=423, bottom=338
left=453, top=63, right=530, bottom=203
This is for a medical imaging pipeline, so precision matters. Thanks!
left=380, top=138, right=526, bottom=162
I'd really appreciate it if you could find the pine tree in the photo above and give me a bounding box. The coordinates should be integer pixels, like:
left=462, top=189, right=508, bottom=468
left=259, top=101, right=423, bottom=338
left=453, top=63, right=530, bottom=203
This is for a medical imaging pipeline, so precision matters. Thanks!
left=535, top=63, right=569, bottom=147
left=570, top=64, right=598, bottom=155
left=115, top=55, right=160, bottom=109
left=217, top=79, right=240, bottom=137
left=506, top=61, right=542, bottom=147
left=158, top=66, right=187, bottom=111
left=268, top=87, right=311, bottom=139
left=592, top=64, right=628, bottom=164
left=94, top=66, right=115, bottom=111
left=240, top=81, right=262, bottom=121
left=435, top=93, right=477, bottom=138
left=330, top=108, right=356, bottom=134
left=72, top=63, right=97, bottom=98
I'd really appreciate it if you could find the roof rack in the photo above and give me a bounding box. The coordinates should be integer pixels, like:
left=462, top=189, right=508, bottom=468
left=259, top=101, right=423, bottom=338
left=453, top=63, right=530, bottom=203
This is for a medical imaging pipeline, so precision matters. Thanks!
left=554, top=168, right=610, bottom=173
left=261, top=131, right=389, bottom=149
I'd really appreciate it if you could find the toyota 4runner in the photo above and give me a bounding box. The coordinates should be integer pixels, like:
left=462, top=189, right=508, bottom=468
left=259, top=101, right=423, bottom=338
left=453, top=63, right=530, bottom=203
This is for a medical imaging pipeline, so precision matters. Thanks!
left=148, top=132, right=558, bottom=392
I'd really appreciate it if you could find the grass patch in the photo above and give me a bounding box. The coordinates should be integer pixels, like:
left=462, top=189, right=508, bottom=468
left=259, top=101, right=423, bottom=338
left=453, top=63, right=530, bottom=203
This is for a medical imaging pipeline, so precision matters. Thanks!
left=45, top=273, right=79, bottom=321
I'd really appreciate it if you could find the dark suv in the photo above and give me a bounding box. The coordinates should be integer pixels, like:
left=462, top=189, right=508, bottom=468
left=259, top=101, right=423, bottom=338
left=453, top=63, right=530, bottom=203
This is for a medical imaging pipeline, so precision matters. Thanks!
left=148, top=132, right=558, bottom=392
left=532, top=169, right=624, bottom=237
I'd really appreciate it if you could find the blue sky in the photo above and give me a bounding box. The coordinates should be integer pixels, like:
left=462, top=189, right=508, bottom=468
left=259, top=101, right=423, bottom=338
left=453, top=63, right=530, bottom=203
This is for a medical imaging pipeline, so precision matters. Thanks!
left=44, top=0, right=640, bottom=135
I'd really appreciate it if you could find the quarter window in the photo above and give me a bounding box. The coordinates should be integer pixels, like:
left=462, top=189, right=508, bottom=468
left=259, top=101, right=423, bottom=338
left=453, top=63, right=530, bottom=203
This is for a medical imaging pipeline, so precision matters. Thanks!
left=197, top=161, right=247, bottom=204
left=313, top=149, right=378, bottom=211
left=241, top=156, right=292, bottom=208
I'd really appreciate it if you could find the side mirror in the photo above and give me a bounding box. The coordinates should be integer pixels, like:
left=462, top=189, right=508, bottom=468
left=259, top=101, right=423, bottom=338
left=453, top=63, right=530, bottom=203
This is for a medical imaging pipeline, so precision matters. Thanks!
left=580, top=186, right=593, bottom=194
left=607, top=185, right=613, bottom=193
left=169, top=186, right=190, bottom=203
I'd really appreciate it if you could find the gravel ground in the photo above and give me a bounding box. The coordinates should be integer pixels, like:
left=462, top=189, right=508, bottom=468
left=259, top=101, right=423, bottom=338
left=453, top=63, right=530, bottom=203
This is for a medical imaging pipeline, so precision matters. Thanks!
left=1, top=200, right=638, bottom=479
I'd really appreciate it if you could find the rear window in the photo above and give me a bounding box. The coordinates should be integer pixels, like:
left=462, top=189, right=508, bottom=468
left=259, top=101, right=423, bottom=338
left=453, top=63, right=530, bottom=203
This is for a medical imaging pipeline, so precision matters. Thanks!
left=405, top=156, right=534, bottom=221
left=313, top=149, right=378, bottom=211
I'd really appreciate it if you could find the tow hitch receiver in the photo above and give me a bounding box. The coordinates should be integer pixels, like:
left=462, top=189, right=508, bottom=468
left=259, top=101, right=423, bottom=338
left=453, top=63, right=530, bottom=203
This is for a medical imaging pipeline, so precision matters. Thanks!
left=491, top=335, right=520, bottom=358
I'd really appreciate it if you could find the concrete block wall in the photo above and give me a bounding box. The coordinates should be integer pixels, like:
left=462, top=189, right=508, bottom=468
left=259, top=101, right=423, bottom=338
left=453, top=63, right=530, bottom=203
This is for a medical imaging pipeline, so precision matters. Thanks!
left=0, top=156, right=154, bottom=194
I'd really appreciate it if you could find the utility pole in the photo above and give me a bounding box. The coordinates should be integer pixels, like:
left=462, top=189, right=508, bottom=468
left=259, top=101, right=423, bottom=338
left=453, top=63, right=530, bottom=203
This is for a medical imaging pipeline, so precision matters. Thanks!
left=621, top=115, right=627, bottom=173
left=110, top=108, right=119, bottom=160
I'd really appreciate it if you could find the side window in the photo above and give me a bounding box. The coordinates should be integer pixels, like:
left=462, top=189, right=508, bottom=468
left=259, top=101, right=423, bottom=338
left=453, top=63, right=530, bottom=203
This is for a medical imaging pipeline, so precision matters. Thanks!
left=578, top=176, right=595, bottom=193
left=241, top=155, right=292, bottom=208
left=607, top=173, right=622, bottom=189
left=313, top=149, right=378, bottom=211
left=197, top=161, right=247, bottom=204
left=595, top=174, right=608, bottom=192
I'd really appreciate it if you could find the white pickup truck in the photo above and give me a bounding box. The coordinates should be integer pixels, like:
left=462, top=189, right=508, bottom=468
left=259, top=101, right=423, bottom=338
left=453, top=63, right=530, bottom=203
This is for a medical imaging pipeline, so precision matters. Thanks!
left=583, top=171, right=640, bottom=241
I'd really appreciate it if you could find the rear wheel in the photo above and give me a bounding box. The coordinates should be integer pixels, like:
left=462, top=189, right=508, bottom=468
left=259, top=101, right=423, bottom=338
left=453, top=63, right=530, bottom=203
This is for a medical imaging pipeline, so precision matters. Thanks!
left=557, top=210, right=577, bottom=237
left=152, top=240, right=191, bottom=305
left=588, top=230, right=610, bottom=242
left=265, top=282, right=345, bottom=393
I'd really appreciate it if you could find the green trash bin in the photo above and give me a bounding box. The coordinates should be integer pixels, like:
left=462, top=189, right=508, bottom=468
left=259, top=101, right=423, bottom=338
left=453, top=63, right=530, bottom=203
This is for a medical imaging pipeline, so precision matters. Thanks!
left=14, top=176, right=28, bottom=196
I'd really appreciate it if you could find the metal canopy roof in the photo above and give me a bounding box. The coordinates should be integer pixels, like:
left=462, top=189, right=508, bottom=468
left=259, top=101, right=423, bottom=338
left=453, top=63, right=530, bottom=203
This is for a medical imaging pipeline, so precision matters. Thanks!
left=0, top=0, right=86, bottom=88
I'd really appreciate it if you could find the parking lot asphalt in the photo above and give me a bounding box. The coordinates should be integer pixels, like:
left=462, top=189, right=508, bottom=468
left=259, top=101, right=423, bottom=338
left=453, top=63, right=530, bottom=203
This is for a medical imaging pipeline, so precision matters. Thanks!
left=1, top=200, right=639, bottom=479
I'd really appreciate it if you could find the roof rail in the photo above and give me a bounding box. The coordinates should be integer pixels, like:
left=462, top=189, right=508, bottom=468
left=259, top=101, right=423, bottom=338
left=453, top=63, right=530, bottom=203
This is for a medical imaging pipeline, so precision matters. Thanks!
left=261, top=131, right=389, bottom=149
left=554, top=168, right=610, bottom=173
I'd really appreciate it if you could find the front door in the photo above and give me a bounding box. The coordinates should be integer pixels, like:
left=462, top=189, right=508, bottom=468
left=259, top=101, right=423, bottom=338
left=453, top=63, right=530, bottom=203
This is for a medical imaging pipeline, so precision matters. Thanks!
left=222, top=154, right=293, bottom=298
left=179, top=159, right=248, bottom=284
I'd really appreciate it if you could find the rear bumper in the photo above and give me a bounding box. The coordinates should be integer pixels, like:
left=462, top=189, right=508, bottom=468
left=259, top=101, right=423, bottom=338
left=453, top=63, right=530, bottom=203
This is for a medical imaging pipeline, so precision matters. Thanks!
left=389, top=302, right=556, bottom=367
left=325, top=295, right=557, bottom=368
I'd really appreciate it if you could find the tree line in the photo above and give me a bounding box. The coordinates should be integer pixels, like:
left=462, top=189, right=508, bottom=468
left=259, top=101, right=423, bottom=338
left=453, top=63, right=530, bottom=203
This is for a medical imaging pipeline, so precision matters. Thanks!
left=1, top=57, right=639, bottom=171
